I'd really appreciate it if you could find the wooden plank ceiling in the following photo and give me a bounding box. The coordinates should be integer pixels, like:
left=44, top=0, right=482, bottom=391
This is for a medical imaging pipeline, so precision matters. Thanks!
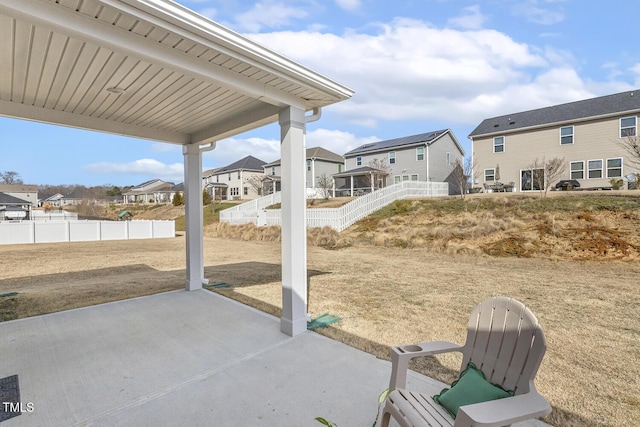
left=0, top=0, right=352, bottom=144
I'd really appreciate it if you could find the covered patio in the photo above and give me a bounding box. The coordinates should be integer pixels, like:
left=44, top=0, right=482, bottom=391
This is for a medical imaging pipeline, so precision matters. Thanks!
left=0, top=290, right=548, bottom=426
left=0, top=0, right=352, bottom=336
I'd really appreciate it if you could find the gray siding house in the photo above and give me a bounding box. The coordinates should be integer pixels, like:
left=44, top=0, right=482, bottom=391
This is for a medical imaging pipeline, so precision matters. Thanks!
left=262, top=147, right=344, bottom=196
left=0, top=192, right=33, bottom=220
left=340, top=130, right=464, bottom=195
left=469, top=89, right=640, bottom=192
left=0, top=184, right=38, bottom=205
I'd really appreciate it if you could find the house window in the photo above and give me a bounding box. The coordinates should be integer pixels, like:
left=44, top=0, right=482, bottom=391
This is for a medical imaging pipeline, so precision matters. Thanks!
left=446, top=152, right=451, bottom=165
left=570, top=161, right=584, bottom=179
left=484, top=168, right=495, bottom=182
left=560, top=126, right=574, bottom=145
left=394, top=176, right=401, bottom=184
left=230, top=187, right=239, bottom=196
left=237, top=171, right=241, bottom=179
left=216, top=175, right=219, bottom=183
left=588, top=160, right=603, bottom=179
left=243, top=186, right=248, bottom=196
left=416, top=147, right=424, bottom=161
left=607, top=158, right=622, bottom=178
left=521, top=168, right=544, bottom=191
left=620, top=116, right=637, bottom=137
left=307, top=160, right=311, bottom=171
left=389, top=151, right=396, bottom=164
left=271, top=166, right=275, bottom=176
left=410, top=174, right=419, bottom=181
left=228, top=173, right=231, bottom=181
left=338, top=164, right=342, bottom=173
left=493, top=136, right=505, bottom=153
left=402, top=175, right=410, bottom=181
left=356, top=156, right=362, bottom=166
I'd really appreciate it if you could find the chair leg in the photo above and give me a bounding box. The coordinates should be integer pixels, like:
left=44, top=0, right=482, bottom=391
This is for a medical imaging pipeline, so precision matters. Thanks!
left=378, top=410, right=391, bottom=427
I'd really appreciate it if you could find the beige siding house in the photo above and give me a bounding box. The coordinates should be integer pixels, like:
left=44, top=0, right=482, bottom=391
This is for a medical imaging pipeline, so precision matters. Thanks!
left=208, top=156, right=266, bottom=200
left=469, top=89, right=640, bottom=192
left=340, top=130, right=464, bottom=195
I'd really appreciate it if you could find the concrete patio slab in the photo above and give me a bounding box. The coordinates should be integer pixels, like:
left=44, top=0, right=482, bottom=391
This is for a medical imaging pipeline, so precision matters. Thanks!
left=0, top=290, right=549, bottom=426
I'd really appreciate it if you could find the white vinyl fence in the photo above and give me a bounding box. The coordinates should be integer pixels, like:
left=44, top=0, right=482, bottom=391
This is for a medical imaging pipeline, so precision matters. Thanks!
left=0, top=220, right=175, bottom=245
left=30, top=211, right=78, bottom=221
left=220, top=181, right=448, bottom=232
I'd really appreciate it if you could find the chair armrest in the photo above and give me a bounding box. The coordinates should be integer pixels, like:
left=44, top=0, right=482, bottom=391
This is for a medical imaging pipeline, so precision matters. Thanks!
left=389, top=341, right=463, bottom=389
left=453, top=390, right=551, bottom=427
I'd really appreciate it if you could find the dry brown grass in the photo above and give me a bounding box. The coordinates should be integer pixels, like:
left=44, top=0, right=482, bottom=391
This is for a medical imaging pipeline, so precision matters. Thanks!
left=2, top=195, right=640, bottom=426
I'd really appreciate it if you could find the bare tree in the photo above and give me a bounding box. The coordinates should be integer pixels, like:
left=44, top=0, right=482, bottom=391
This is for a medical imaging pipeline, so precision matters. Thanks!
left=450, top=159, right=467, bottom=199
left=316, top=173, right=333, bottom=199
left=243, top=175, right=263, bottom=197
left=450, top=156, right=481, bottom=199
left=364, top=158, right=392, bottom=190
left=544, top=158, right=566, bottom=196
left=617, top=135, right=640, bottom=168
left=528, top=157, right=565, bottom=197
left=0, top=171, right=23, bottom=184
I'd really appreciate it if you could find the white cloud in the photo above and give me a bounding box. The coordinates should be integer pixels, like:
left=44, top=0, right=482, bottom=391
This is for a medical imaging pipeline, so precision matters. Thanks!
left=204, top=135, right=281, bottom=167
left=511, top=1, right=565, bottom=25
left=306, top=128, right=379, bottom=155
left=201, top=128, right=378, bottom=171
left=448, top=5, right=487, bottom=30
left=335, top=0, right=361, bottom=12
left=234, top=1, right=309, bottom=32
left=248, top=18, right=561, bottom=125
left=83, top=159, right=184, bottom=182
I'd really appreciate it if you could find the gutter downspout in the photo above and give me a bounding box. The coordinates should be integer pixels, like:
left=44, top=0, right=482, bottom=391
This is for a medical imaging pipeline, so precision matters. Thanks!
left=306, top=108, right=322, bottom=193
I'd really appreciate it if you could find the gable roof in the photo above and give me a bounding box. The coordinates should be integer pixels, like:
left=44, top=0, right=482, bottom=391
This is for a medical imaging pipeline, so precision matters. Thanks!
left=344, top=129, right=455, bottom=157
left=263, top=147, right=343, bottom=167
left=0, top=184, right=38, bottom=193
left=469, top=89, right=640, bottom=138
left=202, top=168, right=221, bottom=178
left=0, top=192, right=32, bottom=205
left=217, top=155, right=266, bottom=173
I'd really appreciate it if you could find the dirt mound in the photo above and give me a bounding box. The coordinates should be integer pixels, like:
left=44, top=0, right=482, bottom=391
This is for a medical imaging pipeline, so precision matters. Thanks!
left=207, top=195, right=640, bottom=261
left=124, top=204, right=185, bottom=220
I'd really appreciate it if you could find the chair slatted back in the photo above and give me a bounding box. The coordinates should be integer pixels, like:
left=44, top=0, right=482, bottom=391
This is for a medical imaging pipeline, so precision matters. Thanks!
left=461, top=297, right=546, bottom=395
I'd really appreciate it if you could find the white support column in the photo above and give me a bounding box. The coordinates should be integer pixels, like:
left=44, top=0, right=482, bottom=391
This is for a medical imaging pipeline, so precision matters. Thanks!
left=183, top=143, right=210, bottom=291
left=279, top=106, right=308, bottom=336
left=350, top=176, right=354, bottom=196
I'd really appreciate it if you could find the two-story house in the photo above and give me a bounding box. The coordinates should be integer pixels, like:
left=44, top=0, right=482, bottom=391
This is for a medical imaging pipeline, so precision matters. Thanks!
left=0, top=184, right=38, bottom=205
left=208, top=155, right=266, bottom=200
left=262, top=147, right=344, bottom=196
left=338, top=129, right=464, bottom=195
left=469, top=89, right=640, bottom=192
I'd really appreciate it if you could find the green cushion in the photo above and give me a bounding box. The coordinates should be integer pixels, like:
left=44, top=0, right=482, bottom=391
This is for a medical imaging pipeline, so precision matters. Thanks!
left=432, top=362, right=514, bottom=417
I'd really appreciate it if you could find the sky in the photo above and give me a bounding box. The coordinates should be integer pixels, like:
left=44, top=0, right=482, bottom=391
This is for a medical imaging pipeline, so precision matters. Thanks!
left=3, top=0, right=640, bottom=187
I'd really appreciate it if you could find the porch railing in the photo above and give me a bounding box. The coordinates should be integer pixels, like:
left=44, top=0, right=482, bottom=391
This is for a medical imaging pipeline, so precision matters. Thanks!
left=219, top=181, right=448, bottom=232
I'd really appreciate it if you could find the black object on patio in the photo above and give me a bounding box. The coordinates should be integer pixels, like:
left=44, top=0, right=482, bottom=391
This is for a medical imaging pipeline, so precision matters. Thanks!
left=555, top=179, right=580, bottom=190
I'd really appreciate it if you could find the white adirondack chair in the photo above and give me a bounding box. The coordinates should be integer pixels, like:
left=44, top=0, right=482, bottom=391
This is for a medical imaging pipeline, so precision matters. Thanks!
left=378, top=296, right=551, bottom=427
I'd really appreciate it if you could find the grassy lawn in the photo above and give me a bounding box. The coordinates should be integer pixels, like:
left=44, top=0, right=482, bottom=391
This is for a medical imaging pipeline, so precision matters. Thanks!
left=2, top=193, right=639, bottom=426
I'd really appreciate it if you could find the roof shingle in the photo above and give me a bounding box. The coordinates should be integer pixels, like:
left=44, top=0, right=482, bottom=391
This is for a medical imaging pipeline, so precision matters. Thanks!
left=469, top=89, right=640, bottom=137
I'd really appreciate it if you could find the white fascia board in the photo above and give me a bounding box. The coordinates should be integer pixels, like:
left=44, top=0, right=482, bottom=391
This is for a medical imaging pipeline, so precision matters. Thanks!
left=0, top=0, right=305, bottom=110
left=117, top=0, right=354, bottom=102
left=0, top=99, right=187, bottom=144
